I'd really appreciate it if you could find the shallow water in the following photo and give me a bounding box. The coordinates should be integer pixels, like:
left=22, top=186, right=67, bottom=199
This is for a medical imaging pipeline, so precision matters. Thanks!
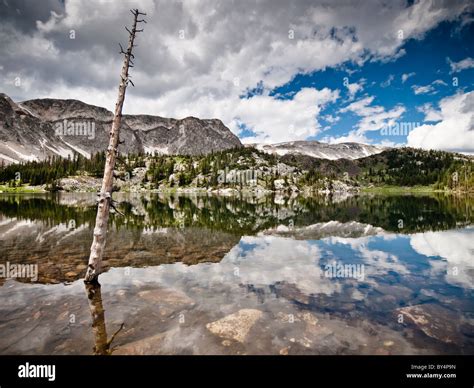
left=0, top=192, right=473, bottom=355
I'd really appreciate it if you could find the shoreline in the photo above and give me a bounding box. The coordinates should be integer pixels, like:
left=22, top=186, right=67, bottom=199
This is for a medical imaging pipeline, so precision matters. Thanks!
left=1, top=184, right=472, bottom=196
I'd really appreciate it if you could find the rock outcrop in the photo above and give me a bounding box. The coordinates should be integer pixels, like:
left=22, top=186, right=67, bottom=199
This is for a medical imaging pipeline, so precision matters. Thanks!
left=0, top=93, right=242, bottom=164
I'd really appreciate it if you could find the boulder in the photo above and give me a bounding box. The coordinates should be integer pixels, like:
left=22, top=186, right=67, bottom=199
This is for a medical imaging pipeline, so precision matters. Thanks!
left=396, top=304, right=461, bottom=344
left=206, top=309, right=263, bottom=343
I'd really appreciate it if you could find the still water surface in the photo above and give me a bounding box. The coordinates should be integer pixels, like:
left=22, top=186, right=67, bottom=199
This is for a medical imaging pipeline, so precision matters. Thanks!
left=0, top=193, right=472, bottom=354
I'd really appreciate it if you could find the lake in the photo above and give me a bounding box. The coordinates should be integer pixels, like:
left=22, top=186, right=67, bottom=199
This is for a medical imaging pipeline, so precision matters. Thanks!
left=0, top=192, right=473, bottom=355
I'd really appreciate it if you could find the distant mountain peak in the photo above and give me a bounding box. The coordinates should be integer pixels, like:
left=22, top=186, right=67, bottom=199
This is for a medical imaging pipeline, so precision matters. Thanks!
left=254, top=140, right=386, bottom=160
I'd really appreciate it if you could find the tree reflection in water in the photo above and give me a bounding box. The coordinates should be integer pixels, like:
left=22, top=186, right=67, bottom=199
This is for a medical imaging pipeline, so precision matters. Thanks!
left=85, top=281, right=123, bottom=355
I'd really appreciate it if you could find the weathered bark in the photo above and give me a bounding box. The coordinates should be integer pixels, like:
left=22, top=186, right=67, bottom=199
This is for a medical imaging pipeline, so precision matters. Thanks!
left=84, top=9, right=146, bottom=283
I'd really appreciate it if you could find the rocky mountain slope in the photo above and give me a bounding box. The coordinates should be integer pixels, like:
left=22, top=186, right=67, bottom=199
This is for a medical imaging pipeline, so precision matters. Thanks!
left=254, top=140, right=385, bottom=160
left=1, top=93, right=390, bottom=165
left=0, top=93, right=242, bottom=164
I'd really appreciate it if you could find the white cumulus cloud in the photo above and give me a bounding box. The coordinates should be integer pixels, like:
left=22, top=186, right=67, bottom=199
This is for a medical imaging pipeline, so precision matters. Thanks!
left=401, top=72, right=416, bottom=83
left=407, top=91, right=474, bottom=152
left=447, top=56, right=474, bottom=73
left=0, top=0, right=471, bottom=144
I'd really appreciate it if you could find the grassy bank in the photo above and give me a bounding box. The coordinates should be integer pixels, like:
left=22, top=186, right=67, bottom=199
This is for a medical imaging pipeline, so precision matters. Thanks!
left=0, top=185, right=46, bottom=193
left=361, top=185, right=442, bottom=194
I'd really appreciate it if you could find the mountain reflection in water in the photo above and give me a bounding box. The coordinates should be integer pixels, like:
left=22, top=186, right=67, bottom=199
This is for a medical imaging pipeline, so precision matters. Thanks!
left=0, top=192, right=472, bottom=355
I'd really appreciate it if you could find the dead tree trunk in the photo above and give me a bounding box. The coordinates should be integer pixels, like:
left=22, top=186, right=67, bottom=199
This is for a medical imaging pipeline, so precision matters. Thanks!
left=84, top=9, right=146, bottom=283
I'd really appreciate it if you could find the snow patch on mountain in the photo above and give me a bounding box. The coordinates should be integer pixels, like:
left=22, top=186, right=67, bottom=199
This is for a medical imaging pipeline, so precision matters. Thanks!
left=254, top=140, right=385, bottom=160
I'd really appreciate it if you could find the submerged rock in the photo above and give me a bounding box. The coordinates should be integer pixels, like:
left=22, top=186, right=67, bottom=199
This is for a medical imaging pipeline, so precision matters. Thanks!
left=138, top=288, right=195, bottom=308
left=275, top=283, right=311, bottom=305
left=114, top=332, right=167, bottom=355
left=206, top=309, right=263, bottom=343
left=396, top=304, right=461, bottom=344
left=276, top=311, right=318, bottom=326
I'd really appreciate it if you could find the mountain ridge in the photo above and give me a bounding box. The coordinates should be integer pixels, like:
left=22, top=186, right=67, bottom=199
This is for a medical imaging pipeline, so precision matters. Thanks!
left=0, top=94, right=243, bottom=164
left=3, top=94, right=465, bottom=171
left=252, top=140, right=386, bottom=160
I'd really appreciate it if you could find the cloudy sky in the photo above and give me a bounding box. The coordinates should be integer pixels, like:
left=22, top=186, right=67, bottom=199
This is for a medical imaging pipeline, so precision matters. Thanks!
left=1, top=0, right=473, bottom=151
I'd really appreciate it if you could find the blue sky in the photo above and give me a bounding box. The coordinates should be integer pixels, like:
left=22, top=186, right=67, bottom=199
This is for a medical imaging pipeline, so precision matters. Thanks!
left=247, top=20, right=474, bottom=149
left=1, top=0, right=473, bottom=152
